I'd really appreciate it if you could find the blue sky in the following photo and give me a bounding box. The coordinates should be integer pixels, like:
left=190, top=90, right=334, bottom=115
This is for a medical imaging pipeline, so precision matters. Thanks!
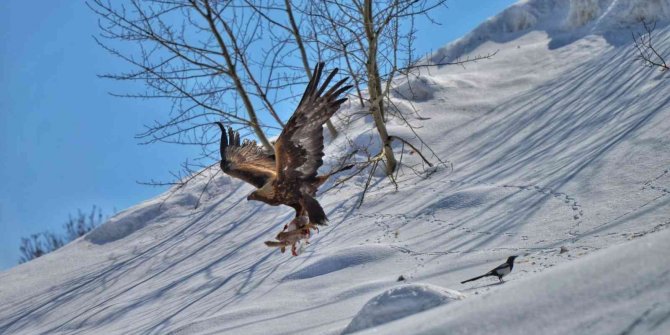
left=0, top=0, right=517, bottom=270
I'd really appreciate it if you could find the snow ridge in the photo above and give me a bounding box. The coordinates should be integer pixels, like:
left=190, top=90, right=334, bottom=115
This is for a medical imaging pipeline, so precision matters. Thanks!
left=430, top=0, right=670, bottom=64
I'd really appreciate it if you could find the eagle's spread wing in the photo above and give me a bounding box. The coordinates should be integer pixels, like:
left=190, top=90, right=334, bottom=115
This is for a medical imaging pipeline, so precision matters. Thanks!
left=216, top=122, right=276, bottom=189
left=274, top=63, right=351, bottom=184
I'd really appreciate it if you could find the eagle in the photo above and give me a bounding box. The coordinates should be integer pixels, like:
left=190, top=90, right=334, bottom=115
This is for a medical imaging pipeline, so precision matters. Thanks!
left=215, top=63, right=352, bottom=252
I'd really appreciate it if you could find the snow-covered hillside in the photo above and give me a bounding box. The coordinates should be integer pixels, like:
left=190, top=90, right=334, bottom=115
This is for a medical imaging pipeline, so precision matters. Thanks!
left=2, top=0, right=669, bottom=334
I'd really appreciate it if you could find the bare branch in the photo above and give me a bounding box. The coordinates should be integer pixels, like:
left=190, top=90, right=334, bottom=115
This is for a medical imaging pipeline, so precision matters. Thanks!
left=632, top=20, right=669, bottom=72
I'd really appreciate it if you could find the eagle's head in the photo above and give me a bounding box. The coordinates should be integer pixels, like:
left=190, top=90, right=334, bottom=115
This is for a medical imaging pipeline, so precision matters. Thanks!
left=247, top=192, right=258, bottom=201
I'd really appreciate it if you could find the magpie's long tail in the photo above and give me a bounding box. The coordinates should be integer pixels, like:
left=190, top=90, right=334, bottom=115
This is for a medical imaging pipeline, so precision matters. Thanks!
left=460, top=273, right=491, bottom=284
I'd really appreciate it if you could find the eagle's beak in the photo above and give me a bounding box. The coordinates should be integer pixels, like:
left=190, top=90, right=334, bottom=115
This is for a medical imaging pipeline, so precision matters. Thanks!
left=246, top=194, right=253, bottom=201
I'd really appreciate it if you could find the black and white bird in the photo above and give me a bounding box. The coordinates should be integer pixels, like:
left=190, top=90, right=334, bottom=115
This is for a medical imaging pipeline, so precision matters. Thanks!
left=460, top=256, right=518, bottom=284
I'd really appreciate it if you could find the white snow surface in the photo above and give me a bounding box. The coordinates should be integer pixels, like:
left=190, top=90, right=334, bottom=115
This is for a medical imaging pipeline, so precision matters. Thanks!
left=2, top=1, right=670, bottom=334
left=342, top=284, right=464, bottom=334
left=359, top=228, right=670, bottom=335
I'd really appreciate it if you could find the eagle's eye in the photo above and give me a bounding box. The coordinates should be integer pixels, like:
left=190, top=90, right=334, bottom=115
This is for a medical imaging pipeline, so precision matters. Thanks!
left=246, top=193, right=254, bottom=201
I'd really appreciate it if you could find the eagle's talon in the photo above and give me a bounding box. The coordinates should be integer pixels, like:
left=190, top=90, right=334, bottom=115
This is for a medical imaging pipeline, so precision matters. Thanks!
left=217, top=63, right=351, bottom=256
left=267, top=217, right=320, bottom=256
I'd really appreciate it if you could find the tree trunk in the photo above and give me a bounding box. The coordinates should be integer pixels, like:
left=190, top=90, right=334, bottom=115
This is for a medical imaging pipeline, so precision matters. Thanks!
left=285, top=0, right=339, bottom=138
left=363, top=0, right=397, bottom=175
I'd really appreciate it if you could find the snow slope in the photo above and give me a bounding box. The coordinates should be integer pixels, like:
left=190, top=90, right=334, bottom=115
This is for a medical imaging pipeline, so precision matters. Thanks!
left=360, top=227, right=670, bottom=335
left=1, top=0, right=669, bottom=334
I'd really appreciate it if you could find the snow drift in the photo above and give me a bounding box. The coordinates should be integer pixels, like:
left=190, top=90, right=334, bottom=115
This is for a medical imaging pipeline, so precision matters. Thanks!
left=342, top=283, right=464, bottom=334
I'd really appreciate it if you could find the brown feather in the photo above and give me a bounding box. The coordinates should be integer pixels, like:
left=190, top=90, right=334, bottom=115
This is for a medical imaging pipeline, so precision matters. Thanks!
left=216, top=122, right=276, bottom=189
left=214, top=62, right=351, bottom=228
left=274, top=63, right=350, bottom=184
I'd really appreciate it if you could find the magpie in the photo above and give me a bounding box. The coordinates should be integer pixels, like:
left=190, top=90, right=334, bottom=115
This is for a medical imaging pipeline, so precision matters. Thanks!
left=460, top=256, right=518, bottom=284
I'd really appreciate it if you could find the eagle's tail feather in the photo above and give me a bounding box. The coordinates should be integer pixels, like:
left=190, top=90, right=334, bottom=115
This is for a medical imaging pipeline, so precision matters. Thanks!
left=301, top=193, right=328, bottom=226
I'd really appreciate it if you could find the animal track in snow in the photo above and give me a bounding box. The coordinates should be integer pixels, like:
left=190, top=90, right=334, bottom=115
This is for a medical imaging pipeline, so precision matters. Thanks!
left=346, top=174, right=590, bottom=282
left=642, top=167, right=670, bottom=196
left=500, top=183, right=583, bottom=223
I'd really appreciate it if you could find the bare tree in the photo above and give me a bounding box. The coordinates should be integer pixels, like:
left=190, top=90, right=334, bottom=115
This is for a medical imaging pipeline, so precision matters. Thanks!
left=19, top=234, right=64, bottom=264
left=302, top=0, right=448, bottom=176
left=292, top=0, right=496, bottom=207
left=633, top=20, right=669, bottom=72
left=88, top=0, right=295, bottom=154
left=64, top=206, right=105, bottom=242
left=19, top=206, right=105, bottom=264
left=89, top=0, right=490, bottom=206
left=242, top=0, right=341, bottom=138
